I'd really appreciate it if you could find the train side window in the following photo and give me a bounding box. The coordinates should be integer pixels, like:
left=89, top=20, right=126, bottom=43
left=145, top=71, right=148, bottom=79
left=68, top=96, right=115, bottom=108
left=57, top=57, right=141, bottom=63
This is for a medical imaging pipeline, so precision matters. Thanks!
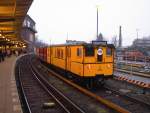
left=77, top=48, right=82, bottom=57
left=57, top=49, right=59, bottom=58
left=85, top=46, right=94, bottom=56
left=61, top=49, right=63, bottom=59
left=106, top=48, right=112, bottom=56
left=55, top=49, right=57, bottom=57
left=60, top=49, right=61, bottom=58
left=51, top=48, right=53, bottom=55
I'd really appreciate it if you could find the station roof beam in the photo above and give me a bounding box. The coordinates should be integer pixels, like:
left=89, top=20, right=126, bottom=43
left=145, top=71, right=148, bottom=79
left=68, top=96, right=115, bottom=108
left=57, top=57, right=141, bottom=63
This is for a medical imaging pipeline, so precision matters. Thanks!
left=0, top=0, right=33, bottom=46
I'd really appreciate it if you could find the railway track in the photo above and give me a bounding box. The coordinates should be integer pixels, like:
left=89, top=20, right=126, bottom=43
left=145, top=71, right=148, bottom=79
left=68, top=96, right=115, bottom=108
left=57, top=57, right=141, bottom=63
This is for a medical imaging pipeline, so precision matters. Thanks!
left=32, top=56, right=119, bottom=113
left=115, top=68, right=150, bottom=78
left=16, top=54, right=150, bottom=113
left=93, top=86, right=150, bottom=113
left=114, top=62, right=145, bottom=68
left=32, top=55, right=133, bottom=113
left=31, top=55, right=150, bottom=113
left=15, top=55, right=85, bottom=113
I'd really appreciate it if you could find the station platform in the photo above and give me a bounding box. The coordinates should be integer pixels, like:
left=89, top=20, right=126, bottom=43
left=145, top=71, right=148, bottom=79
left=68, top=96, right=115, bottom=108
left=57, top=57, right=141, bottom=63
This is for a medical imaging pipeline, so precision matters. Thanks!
left=0, top=56, right=22, bottom=113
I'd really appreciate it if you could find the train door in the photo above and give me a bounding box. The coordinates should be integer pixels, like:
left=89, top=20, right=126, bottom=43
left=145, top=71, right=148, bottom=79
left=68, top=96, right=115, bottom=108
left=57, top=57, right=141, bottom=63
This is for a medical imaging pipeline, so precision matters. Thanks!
left=97, top=48, right=103, bottom=62
left=66, top=46, right=71, bottom=71
left=47, top=47, right=51, bottom=64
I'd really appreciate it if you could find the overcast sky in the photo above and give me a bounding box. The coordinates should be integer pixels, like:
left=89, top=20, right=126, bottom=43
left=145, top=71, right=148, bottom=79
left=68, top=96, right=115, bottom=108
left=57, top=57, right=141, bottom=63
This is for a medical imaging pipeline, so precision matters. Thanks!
left=28, top=0, right=150, bottom=46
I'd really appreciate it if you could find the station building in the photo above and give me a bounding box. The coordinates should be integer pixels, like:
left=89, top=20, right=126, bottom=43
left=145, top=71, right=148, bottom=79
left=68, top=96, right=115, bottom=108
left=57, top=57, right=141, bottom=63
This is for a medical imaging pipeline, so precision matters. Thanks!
left=0, top=0, right=34, bottom=54
left=21, top=15, right=37, bottom=52
left=133, top=37, right=150, bottom=47
left=132, top=37, right=150, bottom=56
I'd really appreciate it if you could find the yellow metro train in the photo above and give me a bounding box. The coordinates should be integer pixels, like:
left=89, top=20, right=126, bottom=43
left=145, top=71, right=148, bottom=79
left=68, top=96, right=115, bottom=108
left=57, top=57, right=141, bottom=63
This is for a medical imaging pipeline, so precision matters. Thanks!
left=36, top=41, right=115, bottom=88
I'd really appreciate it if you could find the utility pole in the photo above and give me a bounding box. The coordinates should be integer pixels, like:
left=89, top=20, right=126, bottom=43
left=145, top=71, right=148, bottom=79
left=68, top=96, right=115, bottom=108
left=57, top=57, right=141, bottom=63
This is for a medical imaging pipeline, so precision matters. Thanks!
left=67, top=32, right=68, bottom=41
left=49, top=39, right=51, bottom=46
left=119, top=26, right=122, bottom=48
left=136, top=29, right=139, bottom=39
left=97, top=7, right=99, bottom=39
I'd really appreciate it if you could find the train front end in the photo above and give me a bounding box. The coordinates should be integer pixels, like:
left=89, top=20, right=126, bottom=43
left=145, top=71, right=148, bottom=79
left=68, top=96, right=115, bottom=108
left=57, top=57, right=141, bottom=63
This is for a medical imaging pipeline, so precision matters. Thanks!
left=83, top=41, right=115, bottom=87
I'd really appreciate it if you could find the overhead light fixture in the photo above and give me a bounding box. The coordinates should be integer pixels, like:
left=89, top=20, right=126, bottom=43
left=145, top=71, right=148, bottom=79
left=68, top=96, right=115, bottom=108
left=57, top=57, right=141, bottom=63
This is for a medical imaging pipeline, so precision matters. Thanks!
left=0, top=34, right=2, bottom=36
left=23, top=45, right=26, bottom=48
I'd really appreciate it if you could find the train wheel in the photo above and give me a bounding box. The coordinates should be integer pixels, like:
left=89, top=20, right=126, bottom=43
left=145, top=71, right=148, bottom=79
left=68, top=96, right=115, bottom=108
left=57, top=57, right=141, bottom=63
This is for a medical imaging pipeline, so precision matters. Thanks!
left=67, top=72, right=73, bottom=79
left=96, top=78, right=105, bottom=87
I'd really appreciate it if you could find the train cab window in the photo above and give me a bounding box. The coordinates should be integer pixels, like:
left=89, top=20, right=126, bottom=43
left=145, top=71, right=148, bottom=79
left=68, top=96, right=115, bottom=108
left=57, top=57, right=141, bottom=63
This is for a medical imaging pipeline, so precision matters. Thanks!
left=85, top=46, right=94, bottom=56
left=106, top=48, right=112, bottom=56
left=77, top=48, right=82, bottom=57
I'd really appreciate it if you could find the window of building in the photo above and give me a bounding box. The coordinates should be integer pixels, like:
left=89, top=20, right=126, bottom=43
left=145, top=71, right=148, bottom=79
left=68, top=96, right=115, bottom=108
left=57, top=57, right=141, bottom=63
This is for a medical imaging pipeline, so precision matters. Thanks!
left=77, top=48, right=82, bottom=57
left=106, top=48, right=112, bottom=56
left=23, top=20, right=26, bottom=26
left=85, top=45, right=94, bottom=56
left=29, top=34, right=34, bottom=42
left=27, top=21, right=30, bottom=27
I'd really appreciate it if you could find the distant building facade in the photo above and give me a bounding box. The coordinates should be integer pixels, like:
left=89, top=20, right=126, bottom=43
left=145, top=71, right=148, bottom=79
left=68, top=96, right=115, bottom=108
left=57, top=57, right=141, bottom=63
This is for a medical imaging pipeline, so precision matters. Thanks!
left=133, top=36, right=150, bottom=47
left=21, top=15, right=37, bottom=52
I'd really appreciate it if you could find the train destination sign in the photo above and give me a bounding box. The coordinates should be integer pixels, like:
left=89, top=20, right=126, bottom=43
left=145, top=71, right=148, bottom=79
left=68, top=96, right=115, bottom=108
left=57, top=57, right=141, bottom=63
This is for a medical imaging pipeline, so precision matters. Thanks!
left=92, top=41, right=107, bottom=45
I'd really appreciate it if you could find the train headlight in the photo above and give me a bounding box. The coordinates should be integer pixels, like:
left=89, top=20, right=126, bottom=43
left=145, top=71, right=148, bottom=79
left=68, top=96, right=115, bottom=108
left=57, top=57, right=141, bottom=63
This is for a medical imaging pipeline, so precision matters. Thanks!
left=97, top=48, right=103, bottom=55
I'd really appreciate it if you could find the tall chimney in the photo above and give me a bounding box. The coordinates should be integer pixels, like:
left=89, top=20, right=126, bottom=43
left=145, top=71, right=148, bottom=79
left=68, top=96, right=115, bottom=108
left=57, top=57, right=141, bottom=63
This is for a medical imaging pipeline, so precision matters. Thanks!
left=119, top=26, right=122, bottom=47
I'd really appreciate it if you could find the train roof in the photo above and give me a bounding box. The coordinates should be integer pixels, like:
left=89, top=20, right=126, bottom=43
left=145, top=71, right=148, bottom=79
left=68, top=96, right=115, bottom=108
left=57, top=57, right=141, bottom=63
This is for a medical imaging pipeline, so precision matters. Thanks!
left=42, top=42, right=115, bottom=48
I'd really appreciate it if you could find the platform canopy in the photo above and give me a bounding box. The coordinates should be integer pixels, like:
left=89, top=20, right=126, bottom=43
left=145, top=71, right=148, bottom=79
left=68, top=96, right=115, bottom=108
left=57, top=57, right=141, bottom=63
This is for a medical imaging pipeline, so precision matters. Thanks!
left=0, top=0, right=33, bottom=46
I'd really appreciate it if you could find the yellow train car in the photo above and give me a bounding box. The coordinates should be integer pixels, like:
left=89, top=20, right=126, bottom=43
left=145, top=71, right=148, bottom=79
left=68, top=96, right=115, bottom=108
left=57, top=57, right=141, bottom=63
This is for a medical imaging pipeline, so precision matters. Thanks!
left=37, top=41, right=115, bottom=88
left=68, top=43, right=114, bottom=77
left=66, top=41, right=114, bottom=87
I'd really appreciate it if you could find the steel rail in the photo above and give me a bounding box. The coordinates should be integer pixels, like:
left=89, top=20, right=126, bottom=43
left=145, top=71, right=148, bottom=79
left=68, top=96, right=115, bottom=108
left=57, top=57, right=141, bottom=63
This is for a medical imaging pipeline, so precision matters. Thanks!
left=115, top=68, right=150, bottom=78
left=30, top=59, right=85, bottom=113
left=39, top=63, right=131, bottom=113
left=104, top=86, right=150, bottom=107
left=18, top=62, right=32, bottom=113
left=114, top=62, right=144, bottom=68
